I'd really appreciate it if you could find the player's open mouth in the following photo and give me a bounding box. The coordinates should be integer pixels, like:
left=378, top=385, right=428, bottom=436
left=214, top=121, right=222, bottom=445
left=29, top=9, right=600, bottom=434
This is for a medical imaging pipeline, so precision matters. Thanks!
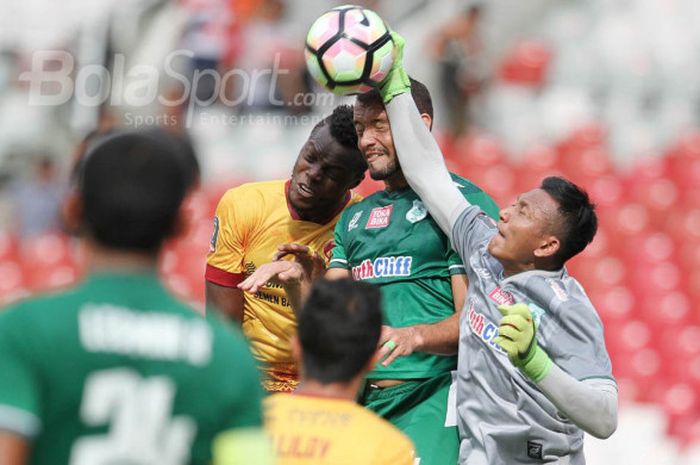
left=298, top=183, right=314, bottom=198
left=366, top=152, right=383, bottom=163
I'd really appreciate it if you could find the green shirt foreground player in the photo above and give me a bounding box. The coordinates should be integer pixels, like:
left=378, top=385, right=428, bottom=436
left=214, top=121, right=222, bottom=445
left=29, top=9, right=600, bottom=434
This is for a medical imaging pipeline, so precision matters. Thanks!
left=382, top=32, right=618, bottom=464
left=239, top=79, right=499, bottom=465
left=0, top=131, right=272, bottom=465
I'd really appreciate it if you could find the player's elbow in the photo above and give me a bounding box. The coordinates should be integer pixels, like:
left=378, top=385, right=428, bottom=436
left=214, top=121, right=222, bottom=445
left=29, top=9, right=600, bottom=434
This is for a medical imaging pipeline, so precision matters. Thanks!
left=586, top=409, right=618, bottom=439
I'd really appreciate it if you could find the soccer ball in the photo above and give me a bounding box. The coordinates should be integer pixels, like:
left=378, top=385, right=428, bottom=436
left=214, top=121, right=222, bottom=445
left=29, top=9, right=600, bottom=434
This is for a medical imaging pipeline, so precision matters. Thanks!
left=304, top=5, right=395, bottom=95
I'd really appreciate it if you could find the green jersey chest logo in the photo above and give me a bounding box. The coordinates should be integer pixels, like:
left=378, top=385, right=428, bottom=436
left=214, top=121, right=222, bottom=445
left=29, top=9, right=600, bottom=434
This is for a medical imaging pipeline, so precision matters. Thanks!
left=366, top=205, right=393, bottom=229
left=347, top=211, right=363, bottom=232
left=405, top=200, right=427, bottom=223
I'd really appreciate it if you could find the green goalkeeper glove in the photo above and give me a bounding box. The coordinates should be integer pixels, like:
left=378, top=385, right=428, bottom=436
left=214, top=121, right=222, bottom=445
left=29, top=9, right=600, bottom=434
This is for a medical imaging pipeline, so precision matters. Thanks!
left=494, top=303, right=552, bottom=382
left=378, top=31, right=411, bottom=104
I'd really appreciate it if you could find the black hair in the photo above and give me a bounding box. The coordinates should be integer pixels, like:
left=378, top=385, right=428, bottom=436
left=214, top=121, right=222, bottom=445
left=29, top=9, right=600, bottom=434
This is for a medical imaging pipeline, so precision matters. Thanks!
left=310, top=104, right=367, bottom=174
left=79, top=130, right=188, bottom=253
left=540, top=176, right=598, bottom=266
left=142, top=127, right=200, bottom=190
left=298, top=278, right=382, bottom=384
left=356, top=77, right=434, bottom=124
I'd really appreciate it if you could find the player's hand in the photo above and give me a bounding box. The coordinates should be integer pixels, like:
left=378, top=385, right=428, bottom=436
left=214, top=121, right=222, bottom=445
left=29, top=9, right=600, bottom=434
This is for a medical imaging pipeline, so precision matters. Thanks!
left=376, top=325, right=424, bottom=367
left=494, top=303, right=552, bottom=382
left=238, top=261, right=306, bottom=294
left=378, top=30, right=411, bottom=104
left=273, top=243, right=326, bottom=282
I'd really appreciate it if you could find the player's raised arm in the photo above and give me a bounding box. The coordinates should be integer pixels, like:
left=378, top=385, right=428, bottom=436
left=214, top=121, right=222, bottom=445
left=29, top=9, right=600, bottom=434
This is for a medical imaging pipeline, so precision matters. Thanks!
left=380, top=33, right=470, bottom=236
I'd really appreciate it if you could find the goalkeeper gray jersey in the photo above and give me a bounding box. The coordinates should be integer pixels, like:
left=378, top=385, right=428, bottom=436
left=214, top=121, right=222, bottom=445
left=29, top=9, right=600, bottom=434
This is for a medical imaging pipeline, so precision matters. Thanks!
left=451, top=206, right=614, bottom=465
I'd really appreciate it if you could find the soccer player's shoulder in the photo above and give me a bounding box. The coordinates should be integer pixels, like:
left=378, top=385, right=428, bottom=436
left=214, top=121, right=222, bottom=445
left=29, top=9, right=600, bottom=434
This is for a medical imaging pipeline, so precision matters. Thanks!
left=356, top=407, right=415, bottom=464
left=219, top=179, right=287, bottom=209
left=448, top=172, right=485, bottom=194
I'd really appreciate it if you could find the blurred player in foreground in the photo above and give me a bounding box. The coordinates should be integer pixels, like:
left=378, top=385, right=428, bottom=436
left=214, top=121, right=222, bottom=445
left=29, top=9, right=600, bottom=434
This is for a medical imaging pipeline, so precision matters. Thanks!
left=205, top=105, right=366, bottom=393
left=381, top=32, right=618, bottom=464
left=240, top=78, right=499, bottom=465
left=0, top=131, right=271, bottom=465
left=265, top=278, right=415, bottom=465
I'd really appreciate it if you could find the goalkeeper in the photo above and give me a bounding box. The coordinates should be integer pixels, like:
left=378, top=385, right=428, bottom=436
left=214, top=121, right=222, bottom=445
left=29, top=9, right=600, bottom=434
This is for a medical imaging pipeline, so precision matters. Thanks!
left=381, top=33, right=618, bottom=464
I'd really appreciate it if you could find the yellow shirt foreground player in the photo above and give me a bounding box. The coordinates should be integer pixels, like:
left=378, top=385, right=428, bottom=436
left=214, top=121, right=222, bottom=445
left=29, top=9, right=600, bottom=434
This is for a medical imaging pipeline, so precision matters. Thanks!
left=205, top=105, right=366, bottom=392
left=265, top=278, right=414, bottom=465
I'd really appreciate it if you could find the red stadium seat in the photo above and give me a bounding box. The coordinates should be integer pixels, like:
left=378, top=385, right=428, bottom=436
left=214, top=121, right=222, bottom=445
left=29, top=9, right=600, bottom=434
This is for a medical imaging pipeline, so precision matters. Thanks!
left=556, top=123, right=608, bottom=156
left=453, top=133, right=508, bottom=169
left=497, top=40, right=552, bottom=87
left=21, top=233, right=74, bottom=267
left=0, top=261, right=27, bottom=305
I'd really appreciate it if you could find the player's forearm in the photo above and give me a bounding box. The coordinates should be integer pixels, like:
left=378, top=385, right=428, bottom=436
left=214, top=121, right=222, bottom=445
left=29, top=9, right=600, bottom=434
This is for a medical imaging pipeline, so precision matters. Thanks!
left=413, top=311, right=460, bottom=355
left=536, top=364, right=618, bottom=439
left=280, top=280, right=308, bottom=316
left=386, top=93, right=469, bottom=234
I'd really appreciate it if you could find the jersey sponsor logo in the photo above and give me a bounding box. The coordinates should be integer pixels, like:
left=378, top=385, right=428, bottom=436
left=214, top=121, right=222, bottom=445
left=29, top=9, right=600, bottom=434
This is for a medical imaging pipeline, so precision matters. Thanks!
left=405, top=200, right=428, bottom=223
left=209, top=216, right=220, bottom=253
left=467, top=303, right=506, bottom=355
left=347, top=210, right=363, bottom=231
left=351, top=255, right=413, bottom=280
left=488, top=286, right=514, bottom=305
left=547, top=278, right=569, bottom=301
left=365, top=205, right=393, bottom=229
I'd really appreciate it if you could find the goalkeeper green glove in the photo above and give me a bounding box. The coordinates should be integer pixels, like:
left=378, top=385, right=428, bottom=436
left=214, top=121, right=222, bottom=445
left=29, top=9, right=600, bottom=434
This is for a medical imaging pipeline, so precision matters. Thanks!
left=494, top=303, right=552, bottom=382
left=378, top=31, right=411, bottom=104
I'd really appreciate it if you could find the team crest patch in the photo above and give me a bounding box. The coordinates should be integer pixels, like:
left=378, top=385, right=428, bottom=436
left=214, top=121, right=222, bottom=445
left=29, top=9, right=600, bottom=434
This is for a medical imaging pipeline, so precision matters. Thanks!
left=209, top=216, right=220, bottom=252
left=405, top=200, right=427, bottom=223
left=366, top=205, right=393, bottom=229
left=348, top=211, right=363, bottom=232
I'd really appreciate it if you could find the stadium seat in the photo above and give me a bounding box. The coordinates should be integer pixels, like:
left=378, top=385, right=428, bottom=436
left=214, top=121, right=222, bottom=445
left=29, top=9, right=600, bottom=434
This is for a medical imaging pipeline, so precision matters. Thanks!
left=497, top=40, right=552, bottom=87
left=0, top=261, right=27, bottom=305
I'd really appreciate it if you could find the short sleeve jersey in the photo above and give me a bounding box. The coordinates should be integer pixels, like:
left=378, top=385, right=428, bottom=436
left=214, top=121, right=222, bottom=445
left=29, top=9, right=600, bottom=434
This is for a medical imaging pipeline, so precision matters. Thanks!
left=330, top=173, right=499, bottom=379
left=451, top=206, right=615, bottom=464
left=206, top=179, right=361, bottom=391
left=265, top=393, right=415, bottom=465
left=0, top=272, right=263, bottom=465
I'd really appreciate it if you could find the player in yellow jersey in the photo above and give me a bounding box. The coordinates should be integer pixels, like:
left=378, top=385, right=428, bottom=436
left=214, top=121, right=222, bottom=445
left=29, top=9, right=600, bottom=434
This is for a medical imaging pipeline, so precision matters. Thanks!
left=265, top=278, right=414, bottom=465
left=205, top=105, right=367, bottom=392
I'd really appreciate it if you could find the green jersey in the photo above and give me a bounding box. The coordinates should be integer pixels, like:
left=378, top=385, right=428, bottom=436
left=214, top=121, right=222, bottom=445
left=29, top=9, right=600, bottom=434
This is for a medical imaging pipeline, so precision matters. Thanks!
left=330, top=173, right=498, bottom=379
left=0, top=271, right=263, bottom=465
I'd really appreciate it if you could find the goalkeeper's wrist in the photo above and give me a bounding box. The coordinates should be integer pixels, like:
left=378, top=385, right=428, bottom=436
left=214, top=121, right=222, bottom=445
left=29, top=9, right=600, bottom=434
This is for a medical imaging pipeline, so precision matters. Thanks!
left=379, top=69, right=410, bottom=104
left=519, top=344, right=553, bottom=382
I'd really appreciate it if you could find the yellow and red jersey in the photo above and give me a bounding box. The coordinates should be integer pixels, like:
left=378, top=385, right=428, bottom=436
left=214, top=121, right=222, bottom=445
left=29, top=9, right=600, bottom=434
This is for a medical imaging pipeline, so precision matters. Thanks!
left=265, top=393, right=415, bottom=465
left=206, top=179, right=360, bottom=392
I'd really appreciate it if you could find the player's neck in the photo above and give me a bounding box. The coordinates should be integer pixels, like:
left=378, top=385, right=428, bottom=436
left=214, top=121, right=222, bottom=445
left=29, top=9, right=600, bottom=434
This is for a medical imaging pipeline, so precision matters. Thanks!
left=295, top=377, right=364, bottom=401
left=83, top=239, right=159, bottom=275
left=383, top=171, right=409, bottom=192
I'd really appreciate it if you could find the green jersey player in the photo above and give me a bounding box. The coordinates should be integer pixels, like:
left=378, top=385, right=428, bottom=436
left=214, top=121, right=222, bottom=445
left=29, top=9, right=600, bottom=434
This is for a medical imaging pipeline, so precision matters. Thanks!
left=239, top=79, right=498, bottom=465
left=0, top=131, right=272, bottom=465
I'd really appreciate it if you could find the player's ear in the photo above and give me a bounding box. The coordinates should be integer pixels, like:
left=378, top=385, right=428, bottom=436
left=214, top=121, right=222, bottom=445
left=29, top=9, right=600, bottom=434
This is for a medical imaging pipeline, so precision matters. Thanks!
left=420, top=113, right=432, bottom=131
left=61, top=189, right=82, bottom=235
left=534, top=235, right=560, bottom=259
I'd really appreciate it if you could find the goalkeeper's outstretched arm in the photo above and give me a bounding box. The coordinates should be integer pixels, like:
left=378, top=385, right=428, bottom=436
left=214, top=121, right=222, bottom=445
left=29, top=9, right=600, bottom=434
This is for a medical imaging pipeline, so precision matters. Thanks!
left=386, top=93, right=469, bottom=236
